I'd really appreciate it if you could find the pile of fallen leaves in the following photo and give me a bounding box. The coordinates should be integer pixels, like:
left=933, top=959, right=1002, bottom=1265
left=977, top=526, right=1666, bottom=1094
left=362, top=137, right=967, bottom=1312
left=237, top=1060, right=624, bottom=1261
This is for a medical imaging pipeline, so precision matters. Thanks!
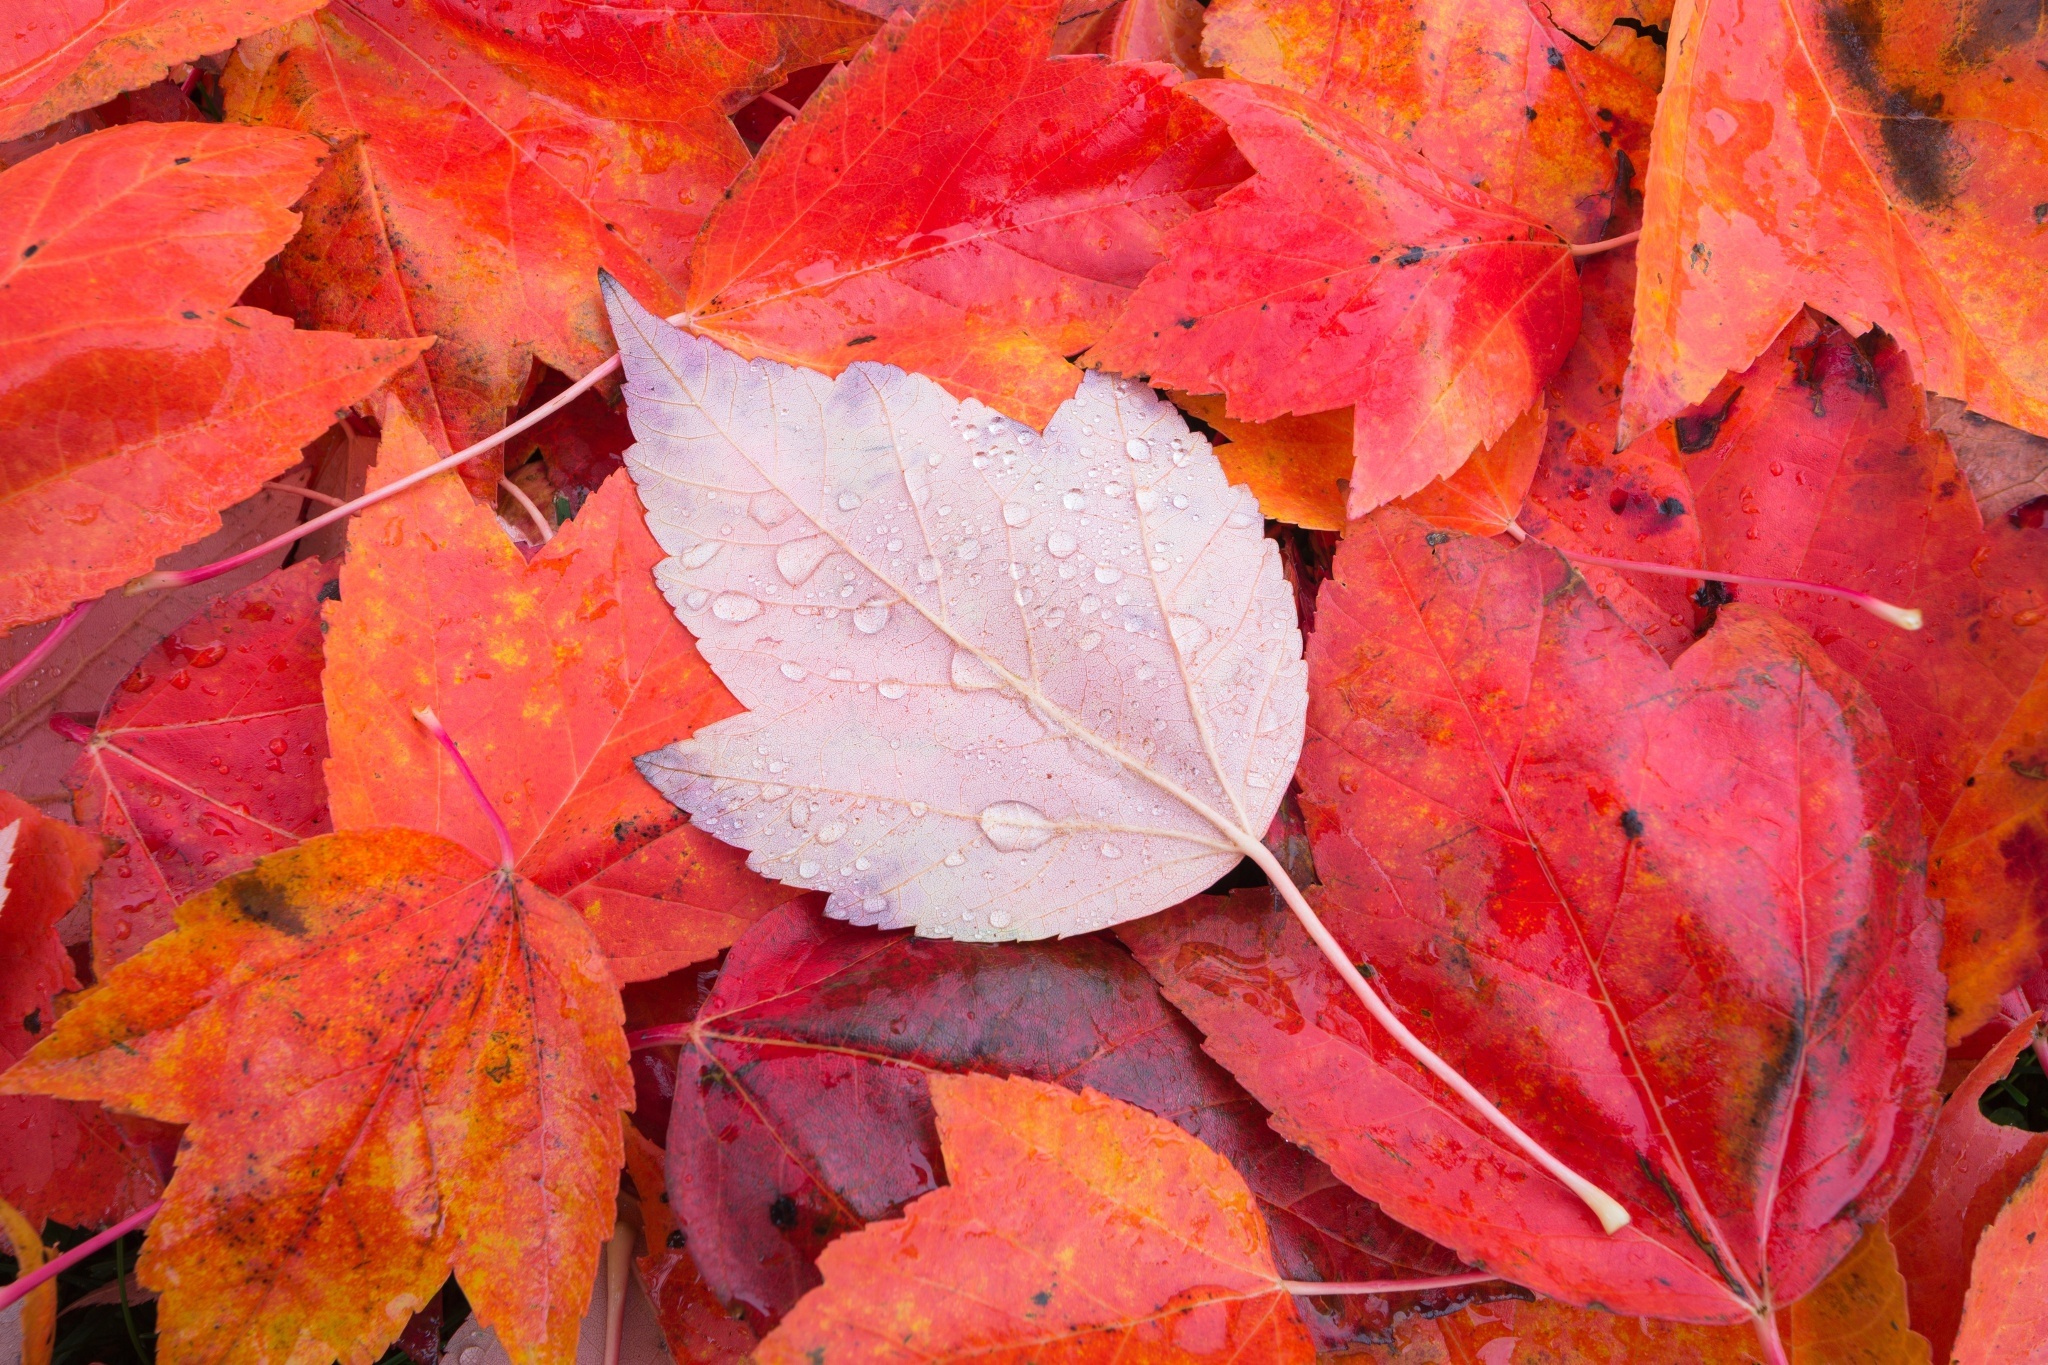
left=2, top=0, right=2046, bottom=1362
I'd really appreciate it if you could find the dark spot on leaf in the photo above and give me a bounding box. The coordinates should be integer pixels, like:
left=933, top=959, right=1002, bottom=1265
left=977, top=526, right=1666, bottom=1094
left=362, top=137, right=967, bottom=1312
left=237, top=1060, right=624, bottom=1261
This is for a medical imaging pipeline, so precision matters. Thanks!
left=1546, top=47, right=1564, bottom=68
left=1659, top=496, right=1686, bottom=517
left=1394, top=246, right=1426, bottom=267
left=1674, top=386, right=1742, bottom=452
left=1355, top=961, right=1377, bottom=978
left=1524, top=106, right=1538, bottom=121
left=316, top=577, right=342, bottom=604
left=182, top=310, right=200, bottom=319
left=1032, top=1289, right=1053, bottom=1306
left=845, top=335, right=876, bottom=346
left=21, top=243, right=37, bottom=258
left=2036, top=204, right=2048, bottom=225
left=769, top=1194, right=799, bottom=1229
left=1821, top=0, right=1962, bottom=208
left=1620, top=809, right=1645, bottom=839
left=1689, top=241, right=1711, bottom=271
left=222, top=868, right=310, bottom=936
left=173, top=156, right=191, bottom=165
left=1176, top=317, right=1198, bottom=329
left=1425, top=530, right=1452, bottom=546
left=667, top=1229, right=687, bottom=1249
left=1369, top=255, right=1381, bottom=264
left=23, top=1008, right=40, bottom=1036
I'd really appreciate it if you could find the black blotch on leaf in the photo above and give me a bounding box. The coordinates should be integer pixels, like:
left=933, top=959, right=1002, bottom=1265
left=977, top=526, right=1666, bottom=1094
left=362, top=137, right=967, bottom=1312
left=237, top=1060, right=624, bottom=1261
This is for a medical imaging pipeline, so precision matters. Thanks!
left=667, top=1229, right=687, bottom=1249
left=21, top=243, right=37, bottom=258
left=768, top=1194, right=799, bottom=1230
left=1674, top=386, right=1743, bottom=453
left=1620, top=809, right=1645, bottom=839
left=1659, top=496, right=1687, bottom=517
left=1394, top=246, right=1427, bottom=267
left=316, top=577, right=342, bottom=604
left=845, top=335, right=876, bottom=347
left=1425, top=530, right=1452, bottom=546
left=23, top=1008, right=40, bottom=1036
left=222, top=868, right=311, bottom=936
left=1820, top=0, right=1962, bottom=209
left=173, top=156, right=191, bottom=165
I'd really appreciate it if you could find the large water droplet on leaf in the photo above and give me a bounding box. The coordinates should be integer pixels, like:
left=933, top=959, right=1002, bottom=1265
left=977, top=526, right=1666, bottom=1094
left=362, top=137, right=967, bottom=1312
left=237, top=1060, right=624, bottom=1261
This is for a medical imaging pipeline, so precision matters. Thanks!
left=979, top=801, right=1057, bottom=852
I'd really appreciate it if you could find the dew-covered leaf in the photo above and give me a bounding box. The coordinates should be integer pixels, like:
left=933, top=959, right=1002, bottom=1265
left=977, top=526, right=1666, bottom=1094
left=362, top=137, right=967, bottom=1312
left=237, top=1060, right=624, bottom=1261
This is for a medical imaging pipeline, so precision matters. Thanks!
left=606, top=280, right=1306, bottom=941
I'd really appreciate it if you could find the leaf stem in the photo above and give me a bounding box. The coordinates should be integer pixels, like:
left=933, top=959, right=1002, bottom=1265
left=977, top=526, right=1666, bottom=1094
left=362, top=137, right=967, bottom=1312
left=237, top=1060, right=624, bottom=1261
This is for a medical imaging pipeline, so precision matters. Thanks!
left=1507, top=523, right=1922, bottom=630
left=499, top=475, right=555, bottom=544
left=0, top=1198, right=161, bottom=1313
left=1231, top=835, right=1633, bottom=1234
left=626, top=1025, right=690, bottom=1050
left=413, top=707, right=518, bottom=869
left=262, top=479, right=347, bottom=508
left=1279, top=1272, right=1501, bottom=1295
left=1568, top=229, right=1641, bottom=258
left=0, top=599, right=92, bottom=700
left=1753, top=1310, right=1790, bottom=1365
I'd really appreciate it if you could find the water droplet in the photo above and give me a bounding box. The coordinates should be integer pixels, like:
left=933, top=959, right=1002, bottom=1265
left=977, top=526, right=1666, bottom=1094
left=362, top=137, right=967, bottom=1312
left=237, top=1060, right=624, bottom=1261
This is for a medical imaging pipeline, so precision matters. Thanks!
left=944, top=851, right=967, bottom=866
left=917, top=557, right=942, bottom=582
left=957, top=538, right=981, bottom=561
left=979, top=801, right=1057, bottom=851
left=1136, top=487, right=1162, bottom=513
left=861, top=894, right=888, bottom=915
left=815, top=820, right=848, bottom=844
left=711, top=592, right=761, bottom=622
left=799, top=859, right=821, bottom=877
left=887, top=538, right=903, bottom=552
left=779, top=661, right=807, bottom=681
left=1078, top=630, right=1104, bottom=651
left=1099, top=842, right=1121, bottom=859
left=1062, top=491, right=1087, bottom=511
left=790, top=799, right=811, bottom=827
left=1018, top=431, right=1036, bottom=446
left=750, top=490, right=797, bottom=526
left=951, top=648, right=1001, bottom=690
left=762, top=783, right=790, bottom=799
left=1170, top=615, right=1210, bottom=653
left=1002, top=502, right=1032, bottom=527
left=679, top=540, right=721, bottom=569
left=1149, top=556, right=1169, bottom=572
left=877, top=679, right=908, bottom=699
left=683, top=589, right=710, bottom=612
left=828, top=666, right=854, bottom=681
left=909, top=801, right=929, bottom=817
left=1125, top=437, right=1151, bottom=462
left=927, top=449, right=943, bottom=467
left=989, top=909, right=1012, bottom=929
left=1135, top=664, right=1155, bottom=681
left=854, top=856, right=872, bottom=871
left=1172, top=495, right=1188, bottom=510
left=837, top=491, right=862, bottom=511
left=1104, top=481, right=1126, bottom=498
left=1245, top=773, right=1271, bottom=789
left=853, top=601, right=891, bottom=634
left=1227, top=511, right=1257, bottom=529
left=1046, top=530, right=1078, bottom=558
left=1094, top=564, right=1123, bottom=585
left=776, top=536, right=833, bottom=585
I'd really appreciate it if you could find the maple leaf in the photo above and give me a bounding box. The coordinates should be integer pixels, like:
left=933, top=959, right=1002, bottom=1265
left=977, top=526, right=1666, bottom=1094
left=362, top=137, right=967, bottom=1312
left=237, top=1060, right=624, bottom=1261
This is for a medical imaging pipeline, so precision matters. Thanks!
left=1620, top=0, right=2048, bottom=446
left=221, top=0, right=871, bottom=479
left=756, top=1073, right=1317, bottom=1363
left=0, top=0, right=328, bottom=140
left=1951, top=1147, right=2048, bottom=1363
left=1091, top=80, right=1584, bottom=516
left=1678, top=315, right=2048, bottom=1035
left=322, top=403, right=802, bottom=981
left=0, top=828, right=631, bottom=1365
left=0, top=122, right=427, bottom=631
left=659, top=899, right=1493, bottom=1348
left=605, top=281, right=1305, bottom=940
left=1887, top=1013, right=2048, bottom=1363
left=66, top=560, right=333, bottom=970
left=675, top=0, right=1248, bottom=427
left=1122, top=512, right=1945, bottom=1321
left=0, top=791, right=163, bottom=1230
left=1200, top=0, right=1661, bottom=241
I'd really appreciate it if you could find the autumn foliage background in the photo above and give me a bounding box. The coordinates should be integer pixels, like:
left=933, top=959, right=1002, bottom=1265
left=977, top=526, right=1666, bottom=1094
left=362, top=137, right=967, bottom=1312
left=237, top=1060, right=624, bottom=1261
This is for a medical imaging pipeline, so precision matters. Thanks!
left=0, top=0, right=2046, bottom=1362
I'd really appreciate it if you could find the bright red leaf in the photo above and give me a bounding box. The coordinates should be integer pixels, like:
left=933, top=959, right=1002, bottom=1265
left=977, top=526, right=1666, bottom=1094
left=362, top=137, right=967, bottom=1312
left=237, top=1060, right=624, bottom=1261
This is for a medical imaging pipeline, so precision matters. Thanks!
left=0, top=122, right=426, bottom=630
left=756, top=1073, right=1317, bottom=1364
left=321, top=405, right=802, bottom=982
left=1952, top=1148, right=2048, bottom=1364
left=1123, top=513, right=1944, bottom=1322
left=1679, top=315, right=2048, bottom=1035
left=678, top=0, right=1248, bottom=427
left=0, top=791, right=162, bottom=1229
left=66, top=559, right=333, bottom=970
left=662, top=899, right=1498, bottom=1349
left=1888, top=1013, right=2048, bottom=1363
left=1093, top=80, right=1582, bottom=515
